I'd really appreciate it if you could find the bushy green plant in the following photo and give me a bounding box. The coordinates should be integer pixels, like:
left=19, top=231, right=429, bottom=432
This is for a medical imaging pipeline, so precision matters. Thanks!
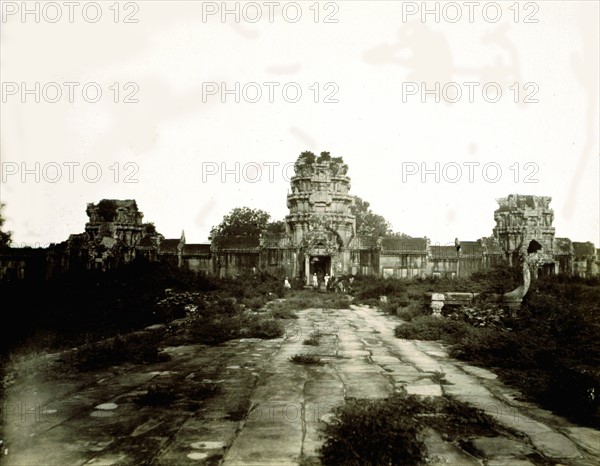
left=396, top=302, right=428, bottom=322
left=394, top=316, right=473, bottom=343
left=320, top=395, right=427, bottom=465
left=290, top=354, right=322, bottom=365
left=320, top=394, right=505, bottom=465
left=352, top=275, right=407, bottom=302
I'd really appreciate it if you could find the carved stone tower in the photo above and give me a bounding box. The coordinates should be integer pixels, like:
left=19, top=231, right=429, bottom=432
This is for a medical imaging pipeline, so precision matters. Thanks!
left=84, top=199, right=145, bottom=269
left=285, top=152, right=356, bottom=283
left=493, top=194, right=556, bottom=273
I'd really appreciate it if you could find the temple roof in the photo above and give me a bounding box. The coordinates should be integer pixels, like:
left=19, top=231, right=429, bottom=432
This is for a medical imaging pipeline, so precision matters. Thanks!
left=381, top=237, right=427, bottom=253
left=430, top=245, right=457, bottom=259
left=573, top=242, right=597, bottom=257
left=183, top=244, right=211, bottom=255
left=159, top=239, right=181, bottom=253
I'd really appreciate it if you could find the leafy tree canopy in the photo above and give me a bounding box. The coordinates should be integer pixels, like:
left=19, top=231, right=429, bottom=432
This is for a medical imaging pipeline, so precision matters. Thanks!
left=0, top=203, right=12, bottom=247
left=266, top=220, right=287, bottom=235
left=210, top=207, right=275, bottom=240
left=351, top=196, right=410, bottom=238
left=297, top=150, right=344, bottom=165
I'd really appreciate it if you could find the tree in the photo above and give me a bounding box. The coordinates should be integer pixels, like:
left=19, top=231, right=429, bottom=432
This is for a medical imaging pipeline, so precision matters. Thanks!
left=0, top=203, right=12, bottom=247
left=210, top=207, right=272, bottom=241
left=351, top=196, right=409, bottom=238
left=266, top=220, right=286, bottom=235
left=97, top=199, right=118, bottom=222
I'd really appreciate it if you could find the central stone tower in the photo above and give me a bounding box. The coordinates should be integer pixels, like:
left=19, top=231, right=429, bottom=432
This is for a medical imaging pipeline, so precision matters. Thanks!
left=285, top=152, right=356, bottom=283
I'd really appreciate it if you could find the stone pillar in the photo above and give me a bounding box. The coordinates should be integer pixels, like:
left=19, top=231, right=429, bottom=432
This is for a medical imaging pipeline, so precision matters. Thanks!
left=305, top=255, right=310, bottom=285
left=430, top=293, right=445, bottom=317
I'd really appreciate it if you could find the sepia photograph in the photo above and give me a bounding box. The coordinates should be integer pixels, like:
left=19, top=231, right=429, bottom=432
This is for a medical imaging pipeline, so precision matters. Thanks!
left=1, top=1, right=599, bottom=465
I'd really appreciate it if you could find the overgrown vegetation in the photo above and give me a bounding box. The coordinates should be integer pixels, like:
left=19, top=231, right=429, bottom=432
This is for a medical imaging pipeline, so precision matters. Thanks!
left=0, top=263, right=290, bottom=370
left=266, top=290, right=351, bottom=316
left=184, top=298, right=285, bottom=345
left=60, top=331, right=170, bottom=371
left=303, top=334, right=320, bottom=346
left=320, top=394, right=509, bottom=466
left=393, top=274, right=600, bottom=426
left=290, top=354, right=323, bottom=365
left=135, top=380, right=220, bottom=410
left=351, top=264, right=522, bottom=312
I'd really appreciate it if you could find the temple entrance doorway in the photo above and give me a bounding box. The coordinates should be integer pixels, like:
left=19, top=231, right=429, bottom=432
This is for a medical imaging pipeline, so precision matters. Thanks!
left=310, top=255, right=331, bottom=277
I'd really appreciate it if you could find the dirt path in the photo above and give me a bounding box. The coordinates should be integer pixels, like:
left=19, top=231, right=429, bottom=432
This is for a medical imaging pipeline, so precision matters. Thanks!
left=3, top=305, right=599, bottom=465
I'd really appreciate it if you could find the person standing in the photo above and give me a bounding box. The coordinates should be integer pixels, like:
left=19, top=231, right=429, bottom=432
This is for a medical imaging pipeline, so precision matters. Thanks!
left=312, top=272, right=318, bottom=288
left=324, top=273, right=330, bottom=289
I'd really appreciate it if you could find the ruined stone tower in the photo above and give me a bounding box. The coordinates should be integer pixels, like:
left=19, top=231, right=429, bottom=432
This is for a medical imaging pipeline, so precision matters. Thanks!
left=285, top=152, right=356, bottom=283
left=493, top=194, right=556, bottom=273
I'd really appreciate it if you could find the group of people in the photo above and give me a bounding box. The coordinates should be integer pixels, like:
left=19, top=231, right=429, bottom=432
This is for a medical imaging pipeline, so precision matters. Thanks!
left=283, top=273, right=354, bottom=293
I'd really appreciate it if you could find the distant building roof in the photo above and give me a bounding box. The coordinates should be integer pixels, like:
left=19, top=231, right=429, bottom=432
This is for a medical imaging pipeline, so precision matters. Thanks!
left=159, top=239, right=181, bottom=253
left=573, top=242, right=596, bottom=257
left=183, top=244, right=211, bottom=255
left=431, top=245, right=457, bottom=259
left=458, top=241, right=483, bottom=256
left=381, top=237, right=427, bottom=253
left=219, top=236, right=261, bottom=250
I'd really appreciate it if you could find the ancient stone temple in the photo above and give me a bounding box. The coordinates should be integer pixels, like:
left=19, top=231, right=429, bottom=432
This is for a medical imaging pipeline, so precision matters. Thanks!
left=1, top=153, right=598, bottom=281
left=285, top=152, right=356, bottom=283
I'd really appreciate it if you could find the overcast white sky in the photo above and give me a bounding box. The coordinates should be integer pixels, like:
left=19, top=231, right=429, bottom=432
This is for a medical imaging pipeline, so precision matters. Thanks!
left=1, top=1, right=598, bottom=247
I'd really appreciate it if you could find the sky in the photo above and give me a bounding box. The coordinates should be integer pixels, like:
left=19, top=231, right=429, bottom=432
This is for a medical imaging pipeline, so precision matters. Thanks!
left=1, top=0, right=598, bottom=248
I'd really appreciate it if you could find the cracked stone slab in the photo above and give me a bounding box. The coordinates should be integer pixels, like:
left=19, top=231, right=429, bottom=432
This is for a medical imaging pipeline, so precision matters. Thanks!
left=563, top=427, right=600, bottom=455
left=405, top=384, right=443, bottom=397
left=487, top=459, right=536, bottom=466
left=423, top=428, right=480, bottom=465
left=529, top=431, right=583, bottom=458
left=470, top=437, right=534, bottom=457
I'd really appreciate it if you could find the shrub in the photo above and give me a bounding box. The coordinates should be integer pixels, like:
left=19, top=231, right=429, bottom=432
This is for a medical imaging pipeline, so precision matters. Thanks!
left=303, top=335, right=320, bottom=346
left=320, top=394, right=505, bottom=465
left=290, top=354, right=322, bottom=365
left=352, top=276, right=407, bottom=302
left=320, top=395, right=427, bottom=465
left=188, top=312, right=284, bottom=344
left=269, top=305, right=298, bottom=319
left=394, top=316, right=473, bottom=343
left=62, top=331, right=169, bottom=371
left=396, top=302, right=428, bottom=322
left=242, top=295, right=269, bottom=310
